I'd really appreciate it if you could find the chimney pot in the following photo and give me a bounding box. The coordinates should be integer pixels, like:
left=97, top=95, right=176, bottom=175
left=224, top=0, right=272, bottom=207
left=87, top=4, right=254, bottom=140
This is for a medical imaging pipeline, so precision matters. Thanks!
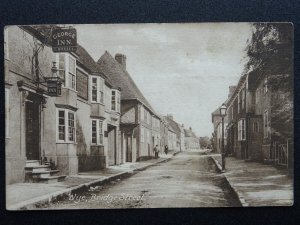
left=115, top=53, right=126, bottom=69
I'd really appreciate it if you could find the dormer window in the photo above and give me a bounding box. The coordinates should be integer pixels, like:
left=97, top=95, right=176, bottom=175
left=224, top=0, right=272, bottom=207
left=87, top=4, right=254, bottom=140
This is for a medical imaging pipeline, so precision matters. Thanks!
left=90, top=76, right=104, bottom=104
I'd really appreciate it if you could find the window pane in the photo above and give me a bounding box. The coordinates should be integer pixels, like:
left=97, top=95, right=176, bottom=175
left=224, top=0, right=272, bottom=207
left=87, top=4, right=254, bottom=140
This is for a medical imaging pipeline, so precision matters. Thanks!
left=69, top=57, right=76, bottom=74
left=92, top=120, right=97, bottom=143
left=68, top=112, right=75, bottom=141
left=58, top=110, right=65, bottom=141
left=92, top=78, right=98, bottom=102
left=58, top=54, right=66, bottom=83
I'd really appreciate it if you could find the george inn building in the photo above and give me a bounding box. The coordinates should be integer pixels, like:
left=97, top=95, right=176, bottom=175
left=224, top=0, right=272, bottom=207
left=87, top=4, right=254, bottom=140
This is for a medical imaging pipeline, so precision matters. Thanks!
left=5, top=25, right=182, bottom=185
left=4, top=25, right=123, bottom=184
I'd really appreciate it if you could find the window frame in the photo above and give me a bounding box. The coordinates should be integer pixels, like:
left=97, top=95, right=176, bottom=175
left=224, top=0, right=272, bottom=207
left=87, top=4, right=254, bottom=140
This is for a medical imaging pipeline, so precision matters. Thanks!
left=238, top=119, right=246, bottom=141
left=90, top=76, right=105, bottom=104
left=91, top=118, right=104, bottom=146
left=111, top=89, right=121, bottom=113
left=56, top=53, right=77, bottom=90
left=56, top=108, right=76, bottom=143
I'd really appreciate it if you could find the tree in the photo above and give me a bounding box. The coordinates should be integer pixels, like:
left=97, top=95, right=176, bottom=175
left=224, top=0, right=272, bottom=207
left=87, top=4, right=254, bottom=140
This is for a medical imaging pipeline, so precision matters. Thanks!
left=199, top=136, right=211, bottom=149
left=245, top=23, right=293, bottom=142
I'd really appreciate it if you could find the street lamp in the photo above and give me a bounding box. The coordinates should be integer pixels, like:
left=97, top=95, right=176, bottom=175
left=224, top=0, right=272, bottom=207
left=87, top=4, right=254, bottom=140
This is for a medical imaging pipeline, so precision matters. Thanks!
left=219, top=103, right=227, bottom=171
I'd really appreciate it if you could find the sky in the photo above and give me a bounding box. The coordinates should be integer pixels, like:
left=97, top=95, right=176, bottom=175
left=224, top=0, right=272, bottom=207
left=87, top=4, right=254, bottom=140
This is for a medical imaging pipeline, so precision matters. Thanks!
left=74, top=23, right=253, bottom=137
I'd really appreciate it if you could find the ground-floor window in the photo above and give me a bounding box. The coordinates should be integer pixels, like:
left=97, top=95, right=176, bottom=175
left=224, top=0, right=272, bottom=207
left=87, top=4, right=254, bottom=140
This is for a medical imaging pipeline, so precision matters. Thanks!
left=57, top=108, right=76, bottom=143
left=91, top=119, right=104, bottom=145
left=238, top=119, right=246, bottom=141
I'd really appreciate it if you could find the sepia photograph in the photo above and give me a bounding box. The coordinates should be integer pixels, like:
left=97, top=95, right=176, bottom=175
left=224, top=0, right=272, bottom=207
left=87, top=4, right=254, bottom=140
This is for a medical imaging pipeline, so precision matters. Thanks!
left=4, top=23, right=293, bottom=210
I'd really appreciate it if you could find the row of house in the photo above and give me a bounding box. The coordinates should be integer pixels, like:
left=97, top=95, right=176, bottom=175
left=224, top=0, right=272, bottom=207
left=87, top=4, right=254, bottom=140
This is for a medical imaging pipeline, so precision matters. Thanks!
left=211, top=26, right=293, bottom=170
left=4, top=25, right=195, bottom=185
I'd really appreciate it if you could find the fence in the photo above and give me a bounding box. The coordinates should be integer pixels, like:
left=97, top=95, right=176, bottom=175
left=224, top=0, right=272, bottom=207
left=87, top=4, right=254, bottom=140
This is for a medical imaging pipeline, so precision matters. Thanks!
left=262, top=139, right=291, bottom=169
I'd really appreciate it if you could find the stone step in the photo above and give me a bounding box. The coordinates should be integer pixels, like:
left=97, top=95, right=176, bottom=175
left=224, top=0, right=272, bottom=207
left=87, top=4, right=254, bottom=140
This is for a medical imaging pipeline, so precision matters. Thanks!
left=31, top=170, right=60, bottom=179
left=37, top=175, right=67, bottom=184
left=25, top=165, right=51, bottom=173
left=26, top=160, right=41, bottom=167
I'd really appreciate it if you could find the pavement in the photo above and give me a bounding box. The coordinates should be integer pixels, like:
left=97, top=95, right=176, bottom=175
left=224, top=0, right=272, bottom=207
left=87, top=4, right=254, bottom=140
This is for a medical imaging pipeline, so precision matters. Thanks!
left=209, top=153, right=293, bottom=207
left=6, top=152, right=176, bottom=210
left=45, top=150, right=241, bottom=209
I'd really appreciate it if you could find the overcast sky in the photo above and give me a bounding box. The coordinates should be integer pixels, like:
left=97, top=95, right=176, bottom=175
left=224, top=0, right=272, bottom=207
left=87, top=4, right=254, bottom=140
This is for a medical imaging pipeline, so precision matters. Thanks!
left=74, top=23, right=253, bottom=137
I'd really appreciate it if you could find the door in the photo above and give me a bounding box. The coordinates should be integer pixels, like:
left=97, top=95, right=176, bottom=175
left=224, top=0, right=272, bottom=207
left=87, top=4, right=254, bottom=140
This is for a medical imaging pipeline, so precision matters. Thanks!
left=25, top=93, right=41, bottom=160
left=107, top=124, right=116, bottom=165
left=126, top=134, right=132, bottom=162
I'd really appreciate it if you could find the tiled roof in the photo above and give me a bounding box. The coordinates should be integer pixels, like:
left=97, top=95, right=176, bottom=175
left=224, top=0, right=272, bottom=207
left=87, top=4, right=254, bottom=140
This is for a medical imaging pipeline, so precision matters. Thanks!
left=76, top=44, right=99, bottom=73
left=164, top=116, right=181, bottom=138
left=75, top=45, right=114, bottom=87
left=97, top=51, right=156, bottom=114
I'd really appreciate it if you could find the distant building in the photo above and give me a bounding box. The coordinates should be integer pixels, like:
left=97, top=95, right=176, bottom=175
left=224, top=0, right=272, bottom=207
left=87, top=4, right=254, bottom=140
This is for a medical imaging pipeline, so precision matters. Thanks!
left=97, top=52, right=160, bottom=162
left=184, top=127, right=200, bottom=150
left=164, top=114, right=185, bottom=152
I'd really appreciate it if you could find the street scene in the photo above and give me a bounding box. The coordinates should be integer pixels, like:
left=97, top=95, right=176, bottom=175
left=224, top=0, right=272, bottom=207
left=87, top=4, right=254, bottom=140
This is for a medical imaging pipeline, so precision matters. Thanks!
left=5, top=23, right=293, bottom=209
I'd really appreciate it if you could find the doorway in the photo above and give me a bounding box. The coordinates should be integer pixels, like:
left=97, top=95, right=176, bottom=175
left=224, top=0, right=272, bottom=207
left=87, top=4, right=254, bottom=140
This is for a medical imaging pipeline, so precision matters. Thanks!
left=107, top=124, right=117, bottom=166
left=25, top=93, right=42, bottom=160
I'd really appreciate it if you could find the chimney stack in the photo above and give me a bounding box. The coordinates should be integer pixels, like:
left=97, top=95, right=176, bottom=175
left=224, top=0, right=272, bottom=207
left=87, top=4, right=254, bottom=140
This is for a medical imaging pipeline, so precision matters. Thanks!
left=167, top=114, right=173, bottom=120
left=115, top=54, right=126, bottom=69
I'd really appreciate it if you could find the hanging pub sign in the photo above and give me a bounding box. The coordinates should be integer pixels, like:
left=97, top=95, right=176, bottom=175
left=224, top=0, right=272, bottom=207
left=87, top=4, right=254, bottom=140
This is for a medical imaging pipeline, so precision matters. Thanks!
left=46, top=78, right=62, bottom=96
left=51, top=27, right=77, bottom=52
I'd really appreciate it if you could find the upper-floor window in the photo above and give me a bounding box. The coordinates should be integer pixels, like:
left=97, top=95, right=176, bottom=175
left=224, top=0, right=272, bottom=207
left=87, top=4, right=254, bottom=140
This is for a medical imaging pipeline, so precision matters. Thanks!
left=90, top=76, right=104, bottom=104
left=263, top=110, right=269, bottom=138
left=57, top=108, right=76, bottom=143
left=57, top=53, right=76, bottom=90
left=140, top=127, right=145, bottom=143
left=91, top=119, right=104, bottom=145
left=242, top=87, right=245, bottom=109
left=238, top=93, right=240, bottom=113
left=148, top=112, right=151, bottom=125
left=144, top=109, right=147, bottom=122
left=238, top=119, right=246, bottom=141
left=253, top=121, right=259, bottom=133
left=141, top=106, right=144, bottom=121
left=111, top=90, right=120, bottom=112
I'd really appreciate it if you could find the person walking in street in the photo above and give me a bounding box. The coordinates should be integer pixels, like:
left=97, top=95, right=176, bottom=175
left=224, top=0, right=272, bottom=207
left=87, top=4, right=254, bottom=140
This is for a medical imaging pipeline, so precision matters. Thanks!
left=164, top=145, right=169, bottom=155
left=154, top=145, right=159, bottom=159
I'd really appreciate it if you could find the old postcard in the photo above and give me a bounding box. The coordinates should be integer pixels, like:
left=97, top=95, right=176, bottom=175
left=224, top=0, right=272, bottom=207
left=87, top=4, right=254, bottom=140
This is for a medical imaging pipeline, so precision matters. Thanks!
left=5, top=23, right=293, bottom=209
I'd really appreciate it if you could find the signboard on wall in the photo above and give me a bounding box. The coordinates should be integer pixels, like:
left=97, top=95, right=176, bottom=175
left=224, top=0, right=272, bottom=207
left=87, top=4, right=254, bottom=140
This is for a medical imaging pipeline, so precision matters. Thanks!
left=51, top=27, right=77, bottom=52
left=76, top=69, right=88, bottom=100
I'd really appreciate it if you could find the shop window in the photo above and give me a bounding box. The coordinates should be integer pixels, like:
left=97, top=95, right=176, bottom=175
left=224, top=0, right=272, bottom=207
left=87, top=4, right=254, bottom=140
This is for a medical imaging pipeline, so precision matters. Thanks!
left=91, top=119, right=104, bottom=145
left=57, top=109, right=76, bottom=143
